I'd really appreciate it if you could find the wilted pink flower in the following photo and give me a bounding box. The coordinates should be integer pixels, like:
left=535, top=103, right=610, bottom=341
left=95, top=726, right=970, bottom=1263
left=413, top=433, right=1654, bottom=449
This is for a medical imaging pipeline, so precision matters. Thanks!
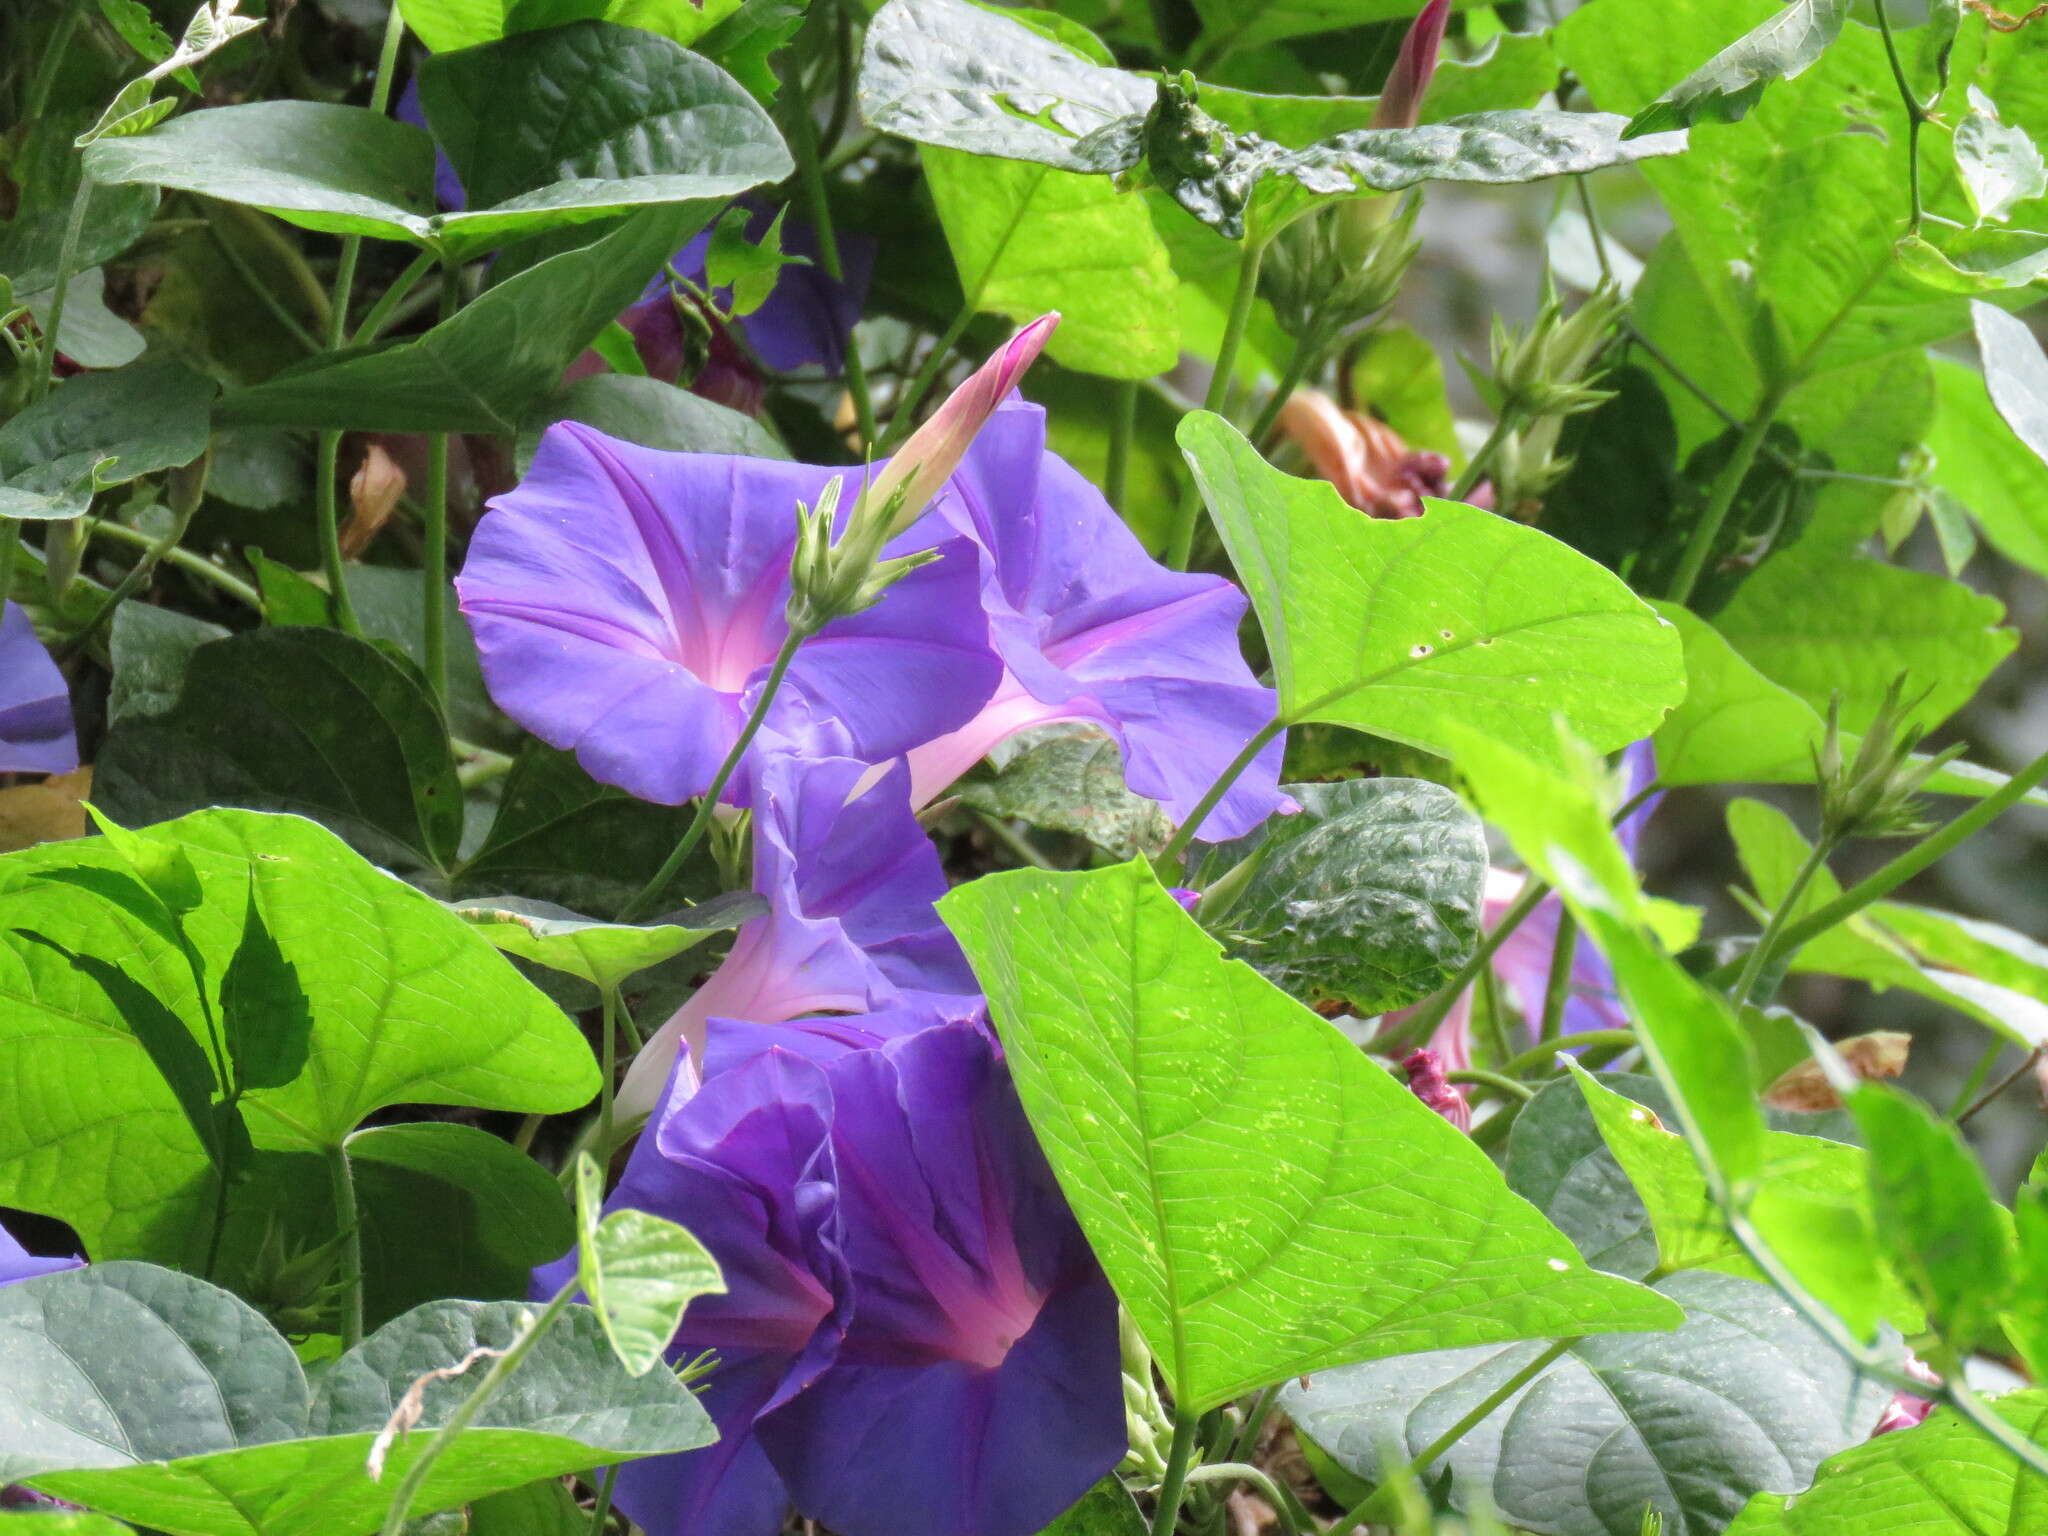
left=1402, top=1049, right=1470, bottom=1131
left=872, top=315, right=1058, bottom=534
left=1872, top=1355, right=1941, bottom=1437
left=1275, top=390, right=1473, bottom=518
left=1371, top=0, right=1448, bottom=131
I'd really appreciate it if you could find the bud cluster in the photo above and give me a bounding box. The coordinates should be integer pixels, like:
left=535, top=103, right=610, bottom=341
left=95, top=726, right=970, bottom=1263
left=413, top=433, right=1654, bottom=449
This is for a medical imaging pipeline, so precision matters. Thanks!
left=1814, top=677, right=1964, bottom=843
left=784, top=473, right=938, bottom=637
left=1475, top=283, right=1625, bottom=514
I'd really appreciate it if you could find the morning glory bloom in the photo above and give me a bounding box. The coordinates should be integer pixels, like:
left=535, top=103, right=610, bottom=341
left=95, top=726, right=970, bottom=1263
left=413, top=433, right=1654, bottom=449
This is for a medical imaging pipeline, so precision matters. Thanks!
left=902, top=401, right=1288, bottom=840
left=548, top=1047, right=849, bottom=1536
left=0, top=603, right=78, bottom=777
left=616, top=751, right=978, bottom=1122
left=456, top=424, right=1001, bottom=808
left=593, top=1023, right=1123, bottom=1536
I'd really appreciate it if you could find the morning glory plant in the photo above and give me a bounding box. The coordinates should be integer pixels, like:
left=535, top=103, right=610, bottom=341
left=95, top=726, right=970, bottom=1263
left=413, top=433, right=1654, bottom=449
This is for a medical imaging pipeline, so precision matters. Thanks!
left=8, top=1, right=2048, bottom=1534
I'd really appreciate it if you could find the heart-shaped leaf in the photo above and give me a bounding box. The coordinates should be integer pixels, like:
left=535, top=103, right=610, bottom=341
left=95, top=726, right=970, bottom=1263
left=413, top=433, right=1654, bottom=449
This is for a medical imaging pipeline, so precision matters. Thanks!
left=573, top=1154, right=724, bottom=1376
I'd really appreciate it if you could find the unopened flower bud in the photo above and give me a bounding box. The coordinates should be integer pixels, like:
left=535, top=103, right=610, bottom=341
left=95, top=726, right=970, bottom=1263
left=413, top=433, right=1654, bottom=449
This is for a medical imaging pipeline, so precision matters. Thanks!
left=1372, top=0, right=1448, bottom=132
left=1402, top=1048, right=1471, bottom=1131
left=870, top=314, right=1057, bottom=536
left=1815, top=676, right=1964, bottom=842
left=1268, top=199, right=1419, bottom=343
left=1489, top=284, right=1624, bottom=418
left=786, top=474, right=940, bottom=636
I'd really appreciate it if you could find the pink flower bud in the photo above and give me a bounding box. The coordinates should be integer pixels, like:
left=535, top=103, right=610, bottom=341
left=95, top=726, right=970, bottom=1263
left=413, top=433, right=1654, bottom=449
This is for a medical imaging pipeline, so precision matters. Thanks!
left=1402, top=1048, right=1471, bottom=1131
left=1372, top=0, right=1449, bottom=132
left=875, top=313, right=1058, bottom=534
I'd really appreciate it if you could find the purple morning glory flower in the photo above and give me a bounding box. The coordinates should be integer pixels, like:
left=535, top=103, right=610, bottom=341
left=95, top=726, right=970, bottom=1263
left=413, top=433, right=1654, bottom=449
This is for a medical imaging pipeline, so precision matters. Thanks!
left=616, top=751, right=980, bottom=1121
left=0, top=602, right=78, bottom=777
left=904, top=401, right=1288, bottom=842
left=456, top=423, right=1002, bottom=809
left=589, top=1023, right=1123, bottom=1536
left=1, top=1220, right=80, bottom=1287
left=667, top=201, right=876, bottom=377
left=545, top=1046, right=850, bottom=1536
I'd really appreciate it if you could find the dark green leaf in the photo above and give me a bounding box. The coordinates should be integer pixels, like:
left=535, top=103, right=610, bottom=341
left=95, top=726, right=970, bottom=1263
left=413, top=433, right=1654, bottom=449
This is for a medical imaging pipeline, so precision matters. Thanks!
left=954, top=725, right=1173, bottom=860
left=0, top=115, right=158, bottom=295
left=1623, top=0, right=1850, bottom=138
left=1282, top=1270, right=1892, bottom=1536
left=518, top=373, right=789, bottom=474
left=94, top=626, right=464, bottom=876
left=0, top=359, right=216, bottom=520
left=220, top=876, right=313, bottom=1094
left=107, top=602, right=227, bottom=725
left=217, top=205, right=715, bottom=434
left=940, top=861, right=1681, bottom=1415
left=416, top=21, right=791, bottom=255
left=83, top=102, right=440, bottom=244
left=1222, top=778, right=1486, bottom=1016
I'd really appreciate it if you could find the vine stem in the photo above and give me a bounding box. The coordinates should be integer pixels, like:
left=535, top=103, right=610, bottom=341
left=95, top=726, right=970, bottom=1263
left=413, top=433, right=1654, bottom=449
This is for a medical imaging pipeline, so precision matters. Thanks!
left=328, top=1139, right=366, bottom=1350
left=587, top=1464, right=620, bottom=1534
left=616, top=628, right=806, bottom=922
left=314, top=0, right=408, bottom=635
left=1327, top=1337, right=1578, bottom=1536
left=35, top=173, right=99, bottom=403
left=1664, top=377, right=1793, bottom=606
left=1166, top=238, right=1267, bottom=571
left=1496, top=1028, right=1639, bottom=1081
left=1382, top=878, right=1552, bottom=1053
left=1538, top=907, right=1578, bottom=1044
left=1447, top=411, right=1514, bottom=503
left=1148, top=1410, right=1201, bottom=1536
left=597, top=986, right=623, bottom=1152
left=1729, top=833, right=1837, bottom=1012
left=376, top=1280, right=581, bottom=1536
left=1182, top=1463, right=1308, bottom=1536
left=421, top=267, right=460, bottom=706
left=1106, top=379, right=1138, bottom=512
left=1872, top=0, right=1928, bottom=231
left=82, top=518, right=263, bottom=608
left=1708, top=743, right=2048, bottom=989
left=1447, top=1066, right=1535, bottom=1102
left=1955, top=1047, right=2043, bottom=1126
left=1157, top=715, right=1286, bottom=868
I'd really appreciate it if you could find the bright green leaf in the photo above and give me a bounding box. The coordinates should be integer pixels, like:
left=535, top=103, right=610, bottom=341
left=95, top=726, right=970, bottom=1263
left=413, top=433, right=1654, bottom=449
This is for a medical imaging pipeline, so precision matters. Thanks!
left=219, top=875, right=314, bottom=1094
left=574, top=1154, right=725, bottom=1376
left=1925, top=355, right=2048, bottom=580
left=939, top=861, right=1681, bottom=1415
left=1180, top=411, right=1684, bottom=769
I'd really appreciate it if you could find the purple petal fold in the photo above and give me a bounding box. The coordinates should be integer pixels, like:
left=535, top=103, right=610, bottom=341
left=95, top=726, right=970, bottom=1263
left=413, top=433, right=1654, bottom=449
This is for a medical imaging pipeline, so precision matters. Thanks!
left=0, top=603, right=78, bottom=777
left=0, top=1221, right=80, bottom=1288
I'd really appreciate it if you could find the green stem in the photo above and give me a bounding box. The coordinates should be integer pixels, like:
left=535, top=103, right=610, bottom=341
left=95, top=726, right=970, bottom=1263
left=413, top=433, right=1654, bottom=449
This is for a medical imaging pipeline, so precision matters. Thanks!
left=1181, top=1464, right=1305, bottom=1536
left=377, top=1280, right=581, bottom=1536
left=617, top=628, right=806, bottom=922
left=0, top=521, right=20, bottom=608
left=1573, top=176, right=1613, bottom=287
left=1946, top=1040, right=2007, bottom=1120
left=421, top=268, right=458, bottom=705
left=25, top=0, right=87, bottom=124
left=1385, top=879, right=1551, bottom=1052
left=1539, top=907, right=1578, bottom=1044
left=879, top=304, right=976, bottom=454
left=327, top=1, right=409, bottom=347
left=1713, top=744, right=2048, bottom=987
left=1166, top=238, right=1267, bottom=572
left=1663, top=379, right=1792, bottom=606
left=1157, top=715, right=1286, bottom=869
left=1448, top=411, right=1515, bottom=503
left=33, top=172, right=95, bottom=404
left=1475, top=956, right=1513, bottom=1070
left=598, top=986, right=622, bottom=1153
left=785, top=38, right=876, bottom=450
left=1106, top=378, right=1138, bottom=513
left=975, top=809, right=1055, bottom=871
left=1730, top=834, right=1836, bottom=1012
left=328, top=1139, right=366, bottom=1350
left=351, top=247, right=439, bottom=345
left=1247, top=330, right=1319, bottom=449
left=1447, top=1067, right=1535, bottom=1102
left=203, top=210, right=323, bottom=354
left=1623, top=320, right=1747, bottom=434
left=83, top=518, right=263, bottom=609
left=1226, top=1383, right=1279, bottom=1464
left=1956, top=1047, right=2042, bottom=1127
left=588, top=1464, right=620, bottom=1534
left=1149, top=1410, right=1201, bottom=1536
left=1497, top=1029, right=1638, bottom=1081
left=1329, top=1337, right=1578, bottom=1536
left=1872, top=0, right=1927, bottom=232
left=67, top=460, right=209, bottom=651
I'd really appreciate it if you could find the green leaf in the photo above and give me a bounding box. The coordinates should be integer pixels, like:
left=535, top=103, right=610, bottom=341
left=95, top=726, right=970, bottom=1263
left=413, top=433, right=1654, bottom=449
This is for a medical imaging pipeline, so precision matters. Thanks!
left=0, top=359, right=216, bottom=521
left=464, top=1479, right=589, bottom=1536
left=1925, top=355, right=2048, bottom=580
left=1723, top=1393, right=2048, bottom=1536
left=107, top=602, right=226, bottom=726
left=921, top=146, right=1179, bottom=379
left=0, top=116, right=158, bottom=296
left=517, top=373, right=790, bottom=474
left=1711, top=549, right=2014, bottom=738
left=1180, top=411, right=1684, bottom=768
left=2, top=1264, right=715, bottom=1536
left=415, top=21, right=791, bottom=256
left=573, top=1154, right=725, bottom=1376
left=83, top=102, right=440, bottom=244
left=939, top=861, right=1681, bottom=1415
left=1221, top=778, right=1486, bottom=1016
left=23, top=268, right=145, bottom=370
left=0, top=808, right=596, bottom=1262
left=859, top=0, right=1153, bottom=172
left=954, top=725, right=1173, bottom=860
left=1956, top=86, right=2047, bottom=223
left=1975, top=296, right=2048, bottom=471
left=1895, top=227, right=2048, bottom=293
left=1623, top=0, right=1850, bottom=138
left=93, top=626, right=465, bottom=876
left=451, top=893, right=756, bottom=992
left=402, top=0, right=756, bottom=52
left=703, top=205, right=792, bottom=316
left=1038, top=1477, right=1147, bottom=1536
left=218, top=204, right=715, bottom=434
left=690, top=0, right=802, bottom=100
left=1282, top=1269, right=1892, bottom=1536
left=455, top=741, right=722, bottom=919
left=0, top=1515, right=133, bottom=1533
left=220, top=875, right=314, bottom=1093
left=1848, top=1083, right=2015, bottom=1348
